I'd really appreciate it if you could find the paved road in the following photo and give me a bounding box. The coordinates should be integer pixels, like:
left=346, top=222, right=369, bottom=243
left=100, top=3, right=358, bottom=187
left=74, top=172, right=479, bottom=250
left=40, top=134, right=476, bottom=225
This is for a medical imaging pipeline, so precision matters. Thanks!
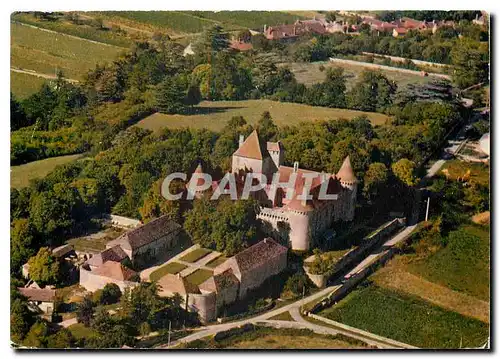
left=161, top=225, right=417, bottom=349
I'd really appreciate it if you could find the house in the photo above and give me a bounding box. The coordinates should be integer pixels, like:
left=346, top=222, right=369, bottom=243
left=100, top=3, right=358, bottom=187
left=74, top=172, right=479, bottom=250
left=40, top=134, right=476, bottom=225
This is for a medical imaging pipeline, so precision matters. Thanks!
left=80, top=260, right=139, bottom=292
left=229, top=130, right=357, bottom=251
left=263, top=19, right=326, bottom=41
left=230, top=41, right=253, bottom=52
left=105, top=215, right=182, bottom=268
left=157, top=238, right=288, bottom=323
left=392, top=27, right=408, bottom=37
left=211, top=238, right=288, bottom=299
left=79, top=215, right=182, bottom=292
left=183, top=43, right=195, bottom=57
left=18, top=285, right=56, bottom=314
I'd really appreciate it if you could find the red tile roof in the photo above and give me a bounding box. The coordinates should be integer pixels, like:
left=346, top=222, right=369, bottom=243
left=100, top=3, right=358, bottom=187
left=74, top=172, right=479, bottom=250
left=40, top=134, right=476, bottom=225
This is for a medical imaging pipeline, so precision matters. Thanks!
left=336, top=156, right=357, bottom=183
left=230, top=41, right=253, bottom=51
left=233, top=130, right=269, bottom=160
left=92, top=261, right=137, bottom=281
left=86, top=245, right=128, bottom=267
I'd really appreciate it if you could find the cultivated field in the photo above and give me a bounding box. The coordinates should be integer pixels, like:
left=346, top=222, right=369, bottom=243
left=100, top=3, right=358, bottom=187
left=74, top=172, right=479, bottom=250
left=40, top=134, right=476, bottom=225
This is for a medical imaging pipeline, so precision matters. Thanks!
left=285, top=61, right=435, bottom=89
left=10, top=153, right=83, bottom=189
left=136, top=100, right=391, bottom=132
left=11, top=12, right=132, bottom=48
left=10, top=71, right=46, bottom=99
left=11, top=22, right=124, bottom=80
left=319, top=284, right=489, bottom=348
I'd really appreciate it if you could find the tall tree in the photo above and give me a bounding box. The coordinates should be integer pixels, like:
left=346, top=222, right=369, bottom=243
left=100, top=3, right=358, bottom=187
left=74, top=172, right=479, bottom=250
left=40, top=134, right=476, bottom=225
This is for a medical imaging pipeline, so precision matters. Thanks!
left=451, top=38, right=489, bottom=89
left=27, top=247, right=60, bottom=285
left=155, top=75, right=187, bottom=114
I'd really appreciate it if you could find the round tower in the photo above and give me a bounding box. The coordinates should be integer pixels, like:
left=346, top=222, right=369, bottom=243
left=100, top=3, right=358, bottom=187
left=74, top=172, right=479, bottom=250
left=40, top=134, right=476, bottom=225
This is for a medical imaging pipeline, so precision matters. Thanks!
left=336, top=156, right=358, bottom=221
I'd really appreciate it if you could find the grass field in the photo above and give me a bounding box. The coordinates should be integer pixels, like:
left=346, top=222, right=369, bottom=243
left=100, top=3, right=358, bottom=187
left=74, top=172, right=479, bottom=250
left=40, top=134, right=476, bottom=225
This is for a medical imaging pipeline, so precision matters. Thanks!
left=179, top=248, right=212, bottom=263
left=10, top=71, right=47, bottom=99
left=184, top=269, right=214, bottom=286
left=408, top=224, right=490, bottom=301
left=319, top=284, right=489, bottom=348
left=268, top=311, right=294, bottom=321
left=206, top=255, right=227, bottom=268
left=284, top=61, right=434, bottom=89
left=68, top=323, right=99, bottom=341
left=189, top=11, right=305, bottom=30
left=136, top=100, right=391, bottom=132
left=11, top=12, right=132, bottom=48
left=11, top=22, right=124, bottom=80
left=149, top=262, right=188, bottom=282
left=10, top=154, right=83, bottom=189
left=181, top=326, right=368, bottom=349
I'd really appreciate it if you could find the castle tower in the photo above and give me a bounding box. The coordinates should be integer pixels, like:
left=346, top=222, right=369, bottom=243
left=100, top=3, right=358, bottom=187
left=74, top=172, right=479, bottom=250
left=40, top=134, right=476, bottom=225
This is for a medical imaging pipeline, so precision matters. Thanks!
left=187, top=163, right=207, bottom=199
left=336, top=156, right=358, bottom=221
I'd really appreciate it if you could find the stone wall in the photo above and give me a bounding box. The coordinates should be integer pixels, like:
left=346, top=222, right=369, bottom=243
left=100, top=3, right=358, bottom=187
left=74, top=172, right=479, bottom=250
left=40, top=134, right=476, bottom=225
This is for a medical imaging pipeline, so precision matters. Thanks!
left=132, top=230, right=180, bottom=268
left=238, top=250, right=287, bottom=299
left=187, top=292, right=217, bottom=323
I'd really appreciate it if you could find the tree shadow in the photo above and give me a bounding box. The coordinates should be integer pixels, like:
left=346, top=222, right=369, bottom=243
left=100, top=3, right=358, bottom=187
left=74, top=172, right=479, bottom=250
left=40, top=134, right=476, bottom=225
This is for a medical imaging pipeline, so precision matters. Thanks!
left=184, top=106, right=245, bottom=116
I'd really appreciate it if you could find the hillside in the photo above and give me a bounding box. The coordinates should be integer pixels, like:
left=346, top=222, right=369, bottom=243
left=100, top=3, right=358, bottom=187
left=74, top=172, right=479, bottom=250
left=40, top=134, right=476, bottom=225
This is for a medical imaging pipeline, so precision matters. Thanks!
left=135, top=99, right=391, bottom=132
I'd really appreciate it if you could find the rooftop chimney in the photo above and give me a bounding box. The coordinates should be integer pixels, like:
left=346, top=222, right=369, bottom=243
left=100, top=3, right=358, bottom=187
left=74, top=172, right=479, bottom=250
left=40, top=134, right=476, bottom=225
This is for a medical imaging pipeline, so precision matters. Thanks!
left=293, top=161, right=299, bottom=173
left=239, top=134, right=244, bottom=148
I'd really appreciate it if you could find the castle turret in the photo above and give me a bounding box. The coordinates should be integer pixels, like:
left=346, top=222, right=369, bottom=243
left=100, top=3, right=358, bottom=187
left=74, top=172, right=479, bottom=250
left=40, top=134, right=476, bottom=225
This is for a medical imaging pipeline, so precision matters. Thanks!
left=336, top=156, right=357, bottom=221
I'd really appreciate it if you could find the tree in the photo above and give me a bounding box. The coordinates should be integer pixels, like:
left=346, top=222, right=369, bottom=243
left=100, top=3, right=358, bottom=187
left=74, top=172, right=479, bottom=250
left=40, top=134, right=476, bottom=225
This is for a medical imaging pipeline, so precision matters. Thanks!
left=451, top=38, right=489, bottom=89
left=101, top=283, right=122, bottom=305
left=27, top=247, right=60, bottom=285
left=256, top=111, right=278, bottom=141
left=194, top=24, right=230, bottom=60
left=237, top=29, right=252, bottom=43
left=325, top=12, right=337, bottom=22
left=139, top=178, right=181, bottom=223
left=185, top=84, right=202, bottom=109
left=11, top=297, right=35, bottom=344
left=155, top=75, right=188, bottom=114
left=23, top=321, right=49, bottom=348
left=11, top=93, right=28, bottom=131
left=283, top=273, right=312, bottom=297
left=11, top=218, right=36, bottom=272
left=46, top=328, right=74, bottom=348
left=347, top=70, right=396, bottom=112
left=91, top=307, right=114, bottom=333
left=76, top=295, right=95, bottom=327
left=363, top=162, right=389, bottom=200
left=392, top=158, right=417, bottom=187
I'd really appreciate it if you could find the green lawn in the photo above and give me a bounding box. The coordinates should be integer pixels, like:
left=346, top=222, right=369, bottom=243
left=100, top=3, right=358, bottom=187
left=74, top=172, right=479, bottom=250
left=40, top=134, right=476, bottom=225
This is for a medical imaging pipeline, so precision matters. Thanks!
left=179, top=248, right=212, bottom=263
left=10, top=71, right=47, bottom=99
left=206, top=255, right=227, bottom=268
left=319, top=284, right=489, bottom=349
left=284, top=61, right=434, bottom=90
left=136, top=100, right=391, bottom=132
left=66, top=227, right=125, bottom=253
left=10, top=154, right=83, bottom=189
left=68, top=323, right=99, bottom=341
left=150, top=262, right=188, bottom=282
left=268, top=311, right=294, bottom=321
left=184, top=269, right=214, bottom=286
left=408, top=224, right=490, bottom=301
left=11, top=22, right=123, bottom=80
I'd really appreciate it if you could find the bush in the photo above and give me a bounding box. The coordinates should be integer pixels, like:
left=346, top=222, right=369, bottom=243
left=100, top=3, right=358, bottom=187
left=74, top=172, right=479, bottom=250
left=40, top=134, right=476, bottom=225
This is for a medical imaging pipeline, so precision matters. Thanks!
left=101, top=283, right=122, bottom=305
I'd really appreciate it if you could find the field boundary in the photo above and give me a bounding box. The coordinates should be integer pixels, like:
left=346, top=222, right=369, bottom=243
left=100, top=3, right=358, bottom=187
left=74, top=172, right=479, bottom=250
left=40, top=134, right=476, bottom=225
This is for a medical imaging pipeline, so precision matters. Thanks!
left=329, top=57, right=451, bottom=80
left=361, top=52, right=449, bottom=68
left=11, top=67, right=79, bottom=83
left=11, top=20, right=128, bottom=49
left=308, top=313, right=418, bottom=349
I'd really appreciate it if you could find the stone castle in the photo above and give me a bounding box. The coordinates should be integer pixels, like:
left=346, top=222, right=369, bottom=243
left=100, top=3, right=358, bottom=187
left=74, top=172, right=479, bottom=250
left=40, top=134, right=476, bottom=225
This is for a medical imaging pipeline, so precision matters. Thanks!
left=231, top=130, right=358, bottom=251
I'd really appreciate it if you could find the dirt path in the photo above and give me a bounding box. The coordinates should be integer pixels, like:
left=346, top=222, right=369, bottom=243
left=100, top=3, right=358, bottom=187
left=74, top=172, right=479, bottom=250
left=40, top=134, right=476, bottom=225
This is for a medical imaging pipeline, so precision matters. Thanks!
left=11, top=67, right=80, bottom=83
left=374, top=266, right=489, bottom=323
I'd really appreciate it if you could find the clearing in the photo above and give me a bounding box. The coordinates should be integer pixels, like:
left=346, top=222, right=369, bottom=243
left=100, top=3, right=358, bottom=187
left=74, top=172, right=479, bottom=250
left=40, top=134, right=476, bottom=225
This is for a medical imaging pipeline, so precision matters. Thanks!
left=66, top=227, right=125, bottom=253
left=10, top=154, right=83, bottom=189
left=285, top=61, right=435, bottom=89
left=11, top=22, right=123, bottom=80
left=136, top=100, right=391, bottom=132
left=319, top=284, right=489, bottom=349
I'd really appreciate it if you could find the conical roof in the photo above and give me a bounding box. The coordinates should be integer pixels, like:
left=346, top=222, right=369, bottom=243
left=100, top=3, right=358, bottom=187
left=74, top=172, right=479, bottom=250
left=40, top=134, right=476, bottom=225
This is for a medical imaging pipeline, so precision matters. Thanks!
left=233, top=130, right=268, bottom=160
left=336, top=156, right=357, bottom=183
left=194, top=163, right=204, bottom=174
